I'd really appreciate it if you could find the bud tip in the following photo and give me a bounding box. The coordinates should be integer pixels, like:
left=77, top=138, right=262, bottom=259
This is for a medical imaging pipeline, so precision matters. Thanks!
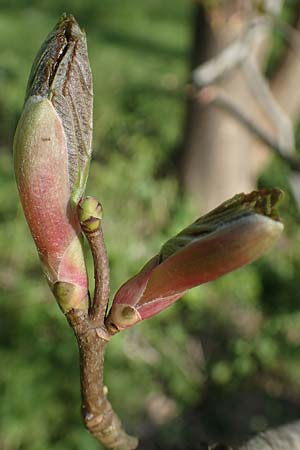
left=78, top=197, right=103, bottom=232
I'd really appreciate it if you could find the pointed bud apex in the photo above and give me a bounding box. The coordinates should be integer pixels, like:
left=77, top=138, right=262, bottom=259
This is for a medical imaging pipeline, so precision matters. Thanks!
left=14, top=15, right=93, bottom=312
left=107, top=189, right=284, bottom=331
left=159, top=188, right=283, bottom=261
left=78, top=197, right=103, bottom=233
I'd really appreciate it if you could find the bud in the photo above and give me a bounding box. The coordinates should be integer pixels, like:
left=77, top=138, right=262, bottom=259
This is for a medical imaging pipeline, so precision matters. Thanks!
left=78, top=197, right=103, bottom=233
left=13, top=15, right=93, bottom=312
left=107, top=189, right=284, bottom=331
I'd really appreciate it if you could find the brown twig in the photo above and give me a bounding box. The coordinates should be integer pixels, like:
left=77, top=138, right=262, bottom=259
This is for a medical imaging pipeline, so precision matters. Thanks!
left=86, top=227, right=110, bottom=326
left=66, top=309, right=138, bottom=450
left=66, top=205, right=138, bottom=450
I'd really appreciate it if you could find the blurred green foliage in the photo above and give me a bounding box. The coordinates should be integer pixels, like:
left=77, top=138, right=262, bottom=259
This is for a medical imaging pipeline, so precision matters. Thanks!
left=1, top=2, right=300, bottom=450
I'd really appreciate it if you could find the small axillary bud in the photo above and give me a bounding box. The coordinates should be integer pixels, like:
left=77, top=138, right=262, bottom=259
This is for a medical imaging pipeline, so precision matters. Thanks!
left=106, top=305, right=141, bottom=334
left=78, top=197, right=103, bottom=233
left=53, top=281, right=89, bottom=313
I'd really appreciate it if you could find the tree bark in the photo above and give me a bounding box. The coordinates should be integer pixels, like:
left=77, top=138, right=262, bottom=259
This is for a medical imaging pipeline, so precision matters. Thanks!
left=182, top=3, right=258, bottom=213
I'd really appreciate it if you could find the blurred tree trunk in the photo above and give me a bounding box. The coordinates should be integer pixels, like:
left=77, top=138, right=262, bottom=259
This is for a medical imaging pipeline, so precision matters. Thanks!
left=181, top=3, right=269, bottom=213
left=181, top=2, right=300, bottom=213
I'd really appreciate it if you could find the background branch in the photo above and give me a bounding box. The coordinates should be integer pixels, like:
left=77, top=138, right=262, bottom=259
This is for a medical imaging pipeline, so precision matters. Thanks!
left=196, top=86, right=300, bottom=171
left=241, top=58, right=294, bottom=157
left=192, top=17, right=271, bottom=89
left=192, top=13, right=300, bottom=210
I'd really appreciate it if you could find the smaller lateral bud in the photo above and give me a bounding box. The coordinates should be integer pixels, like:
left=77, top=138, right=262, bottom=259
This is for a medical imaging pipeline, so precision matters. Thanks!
left=78, top=197, right=103, bottom=233
left=106, top=305, right=141, bottom=334
left=53, top=281, right=89, bottom=313
left=107, top=189, right=284, bottom=331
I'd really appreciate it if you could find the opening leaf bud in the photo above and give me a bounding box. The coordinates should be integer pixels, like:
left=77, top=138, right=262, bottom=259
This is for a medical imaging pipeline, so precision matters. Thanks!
left=107, top=189, right=284, bottom=331
left=13, top=15, right=93, bottom=312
